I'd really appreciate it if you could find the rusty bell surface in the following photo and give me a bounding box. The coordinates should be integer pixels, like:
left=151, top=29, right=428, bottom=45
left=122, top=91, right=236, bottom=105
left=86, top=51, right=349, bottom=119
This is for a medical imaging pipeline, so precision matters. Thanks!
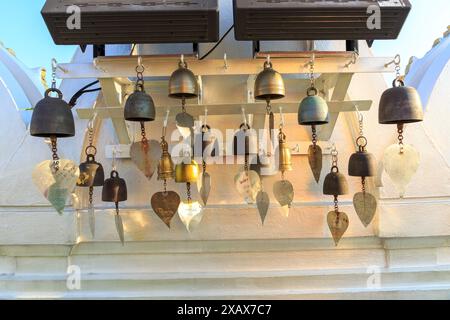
left=175, top=160, right=199, bottom=184
left=298, top=87, right=329, bottom=126
left=30, top=88, right=75, bottom=138
left=124, top=88, right=156, bottom=122
left=102, top=171, right=128, bottom=203
left=254, top=62, right=285, bottom=101
left=77, top=155, right=105, bottom=187
left=323, top=169, right=349, bottom=196
left=379, top=80, right=424, bottom=125
left=168, top=61, right=198, bottom=99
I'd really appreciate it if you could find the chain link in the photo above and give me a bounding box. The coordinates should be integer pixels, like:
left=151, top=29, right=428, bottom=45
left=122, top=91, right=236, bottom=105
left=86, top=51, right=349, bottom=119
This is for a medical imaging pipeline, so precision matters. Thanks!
left=311, top=125, right=318, bottom=148
left=50, top=136, right=59, bottom=172
left=334, top=195, right=339, bottom=213
left=89, top=186, right=94, bottom=206
left=361, top=177, right=366, bottom=193
left=51, top=59, right=57, bottom=90
left=309, top=59, right=315, bottom=88
left=140, top=122, right=148, bottom=145
left=163, top=179, right=167, bottom=193
left=186, top=182, right=192, bottom=203
left=397, top=124, right=405, bottom=154
left=266, top=100, right=272, bottom=115
left=182, top=98, right=187, bottom=113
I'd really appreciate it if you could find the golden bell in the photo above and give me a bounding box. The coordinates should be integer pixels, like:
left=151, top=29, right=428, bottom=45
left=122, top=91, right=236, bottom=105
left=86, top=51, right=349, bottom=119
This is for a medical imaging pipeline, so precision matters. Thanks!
left=278, top=134, right=293, bottom=172
left=175, top=160, right=199, bottom=184
left=168, top=61, right=198, bottom=99
left=254, top=61, right=285, bottom=101
left=158, top=140, right=175, bottom=181
left=379, top=79, right=423, bottom=125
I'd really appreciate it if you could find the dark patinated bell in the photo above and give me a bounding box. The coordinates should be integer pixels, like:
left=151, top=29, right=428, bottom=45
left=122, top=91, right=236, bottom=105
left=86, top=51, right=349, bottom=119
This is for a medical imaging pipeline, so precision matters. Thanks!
left=102, top=171, right=128, bottom=203
left=298, top=87, right=329, bottom=126
left=169, top=61, right=198, bottom=99
left=323, top=169, right=349, bottom=196
left=77, top=155, right=105, bottom=187
left=379, top=79, right=423, bottom=125
left=30, top=88, right=75, bottom=138
left=124, top=89, right=156, bottom=122
left=233, top=124, right=258, bottom=156
left=254, top=61, right=285, bottom=101
left=194, top=125, right=218, bottom=158
left=348, top=151, right=376, bottom=177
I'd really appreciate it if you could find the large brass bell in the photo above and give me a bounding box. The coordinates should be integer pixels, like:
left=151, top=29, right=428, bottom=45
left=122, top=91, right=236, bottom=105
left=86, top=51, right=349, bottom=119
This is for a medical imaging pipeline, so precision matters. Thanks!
left=158, top=139, right=175, bottom=181
left=278, top=132, right=293, bottom=173
left=169, top=60, right=198, bottom=99
left=77, top=154, right=105, bottom=188
left=254, top=61, right=285, bottom=101
left=124, top=88, right=156, bottom=122
left=379, top=79, right=423, bottom=125
left=175, top=160, right=199, bottom=184
left=102, top=171, right=128, bottom=203
left=298, top=87, right=329, bottom=126
left=30, top=88, right=75, bottom=138
left=323, top=168, right=349, bottom=196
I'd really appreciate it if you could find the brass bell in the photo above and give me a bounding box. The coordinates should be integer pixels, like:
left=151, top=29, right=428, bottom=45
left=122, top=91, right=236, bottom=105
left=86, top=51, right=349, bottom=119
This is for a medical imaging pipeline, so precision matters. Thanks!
left=323, top=169, right=349, bottom=196
left=254, top=61, right=285, bottom=101
left=379, top=79, right=423, bottom=125
left=124, top=90, right=156, bottom=122
left=348, top=151, right=376, bottom=178
left=102, top=171, right=128, bottom=203
left=30, top=88, right=75, bottom=138
left=298, top=87, right=329, bottom=125
left=77, top=154, right=105, bottom=187
left=278, top=133, right=293, bottom=173
left=169, top=60, right=198, bottom=99
left=158, top=140, right=175, bottom=181
left=175, top=160, right=199, bottom=184
left=233, top=124, right=258, bottom=156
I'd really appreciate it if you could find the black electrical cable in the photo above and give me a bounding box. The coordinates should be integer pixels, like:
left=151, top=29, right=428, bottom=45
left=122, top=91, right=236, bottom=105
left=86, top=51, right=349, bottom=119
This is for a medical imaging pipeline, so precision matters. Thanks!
left=69, top=80, right=101, bottom=108
left=199, top=25, right=234, bottom=60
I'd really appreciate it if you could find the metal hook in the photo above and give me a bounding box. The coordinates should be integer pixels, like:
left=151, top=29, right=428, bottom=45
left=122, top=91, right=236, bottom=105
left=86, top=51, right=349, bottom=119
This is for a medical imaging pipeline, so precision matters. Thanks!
left=223, top=53, right=228, bottom=69
left=344, top=51, right=359, bottom=68
left=279, top=106, right=285, bottom=128
left=204, top=107, right=208, bottom=127
left=354, top=105, right=363, bottom=123
left=304, top=52, right=315, bottom=68
left=112, top=146, right=117, bottom=171
left=241, top=107, right=248, bottom=127
left=385, top=54, right=401, bottom=67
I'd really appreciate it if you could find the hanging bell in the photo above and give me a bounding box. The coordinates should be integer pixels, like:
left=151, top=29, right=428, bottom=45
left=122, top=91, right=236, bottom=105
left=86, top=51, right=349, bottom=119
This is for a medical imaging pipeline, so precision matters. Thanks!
left=102, top=171, right=128, bottom=203
left=233, top=124, right=258, bottom=156
left=278, top=133, right=293, bottom=173
left=77, top=154, right=105, bottom=187
left=348, top=151, right=376, bottom=178
left=254, top=61, right=285, bottom=101
left=379, top=79, right=423, bottom=125
left=298, top=87, right=329, bottom=126
left=124, top=89, right=156, bottom=122
left=169, top=60, right=198, bottom=99
left=175, top=160, right=199, bottom=184
left=323, top=168, right=349, bottom=196
left=30, top=88, right=75, bottom=138
left=158, top=140, right=175, bottom=181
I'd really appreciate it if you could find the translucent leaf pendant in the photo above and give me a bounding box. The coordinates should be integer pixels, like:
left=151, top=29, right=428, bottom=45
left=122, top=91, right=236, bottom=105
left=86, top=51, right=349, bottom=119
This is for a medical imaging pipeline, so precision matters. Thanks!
left=383, top=144, right=420, bottom=197
left=234, top=170, right=261, bottom=204
left=197, top=171, right=211, bottom=206
left=130, top=140, right=161, bottom=180
left=32, top=160, right=80, bottom=214
left=178, top=201, right=204, bottom=232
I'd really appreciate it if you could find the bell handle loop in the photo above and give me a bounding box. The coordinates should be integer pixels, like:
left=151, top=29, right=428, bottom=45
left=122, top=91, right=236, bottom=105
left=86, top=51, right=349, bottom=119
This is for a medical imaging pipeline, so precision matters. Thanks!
left=306, top=87, right=318, bottom=97
left=179, top=55, right=188, bottom=69
left=135, top=81, right=145, bottom=92
left=331, top=165, right=339, bottom=173
left=87, top=154, right=96, bottom=162
left=201, top=124, right=211, bottom=134
left=263, top=60, right=273, bottom=70
left=392, top=78, right=405, bottom=88
left=278, top=131, right=286, bottom=142
left=85, top=145, right=98, bottom=157
left=45, top=88, right=63, bottom=99
left=239, top=123, right=251, bottom=132
left=356, top=136, right=368, bottom=151
left=111, top=170, right=119, bottom=179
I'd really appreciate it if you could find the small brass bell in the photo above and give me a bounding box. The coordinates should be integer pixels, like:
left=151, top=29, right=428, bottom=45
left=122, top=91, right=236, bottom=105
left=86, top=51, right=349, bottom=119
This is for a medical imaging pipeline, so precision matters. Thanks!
left=379, top=79, right=423, bottom=125
left=169, top=60, right=198, bottom=99
left=77, top=154, right=105, bottom=188
left=30, top=88, right=75, bottom=138
left=323, top=168, right=349, bottom=196
left=102, top=171, right=128, bottom=203
left=298, top=87, right=329, bottom=126
left=278, top=132, right=293, bottom=173
left=175, top=160, right=199, bottom=184
left=158, top=139, right=175, bottom=181
left=254, top=61, right=285, bottom=101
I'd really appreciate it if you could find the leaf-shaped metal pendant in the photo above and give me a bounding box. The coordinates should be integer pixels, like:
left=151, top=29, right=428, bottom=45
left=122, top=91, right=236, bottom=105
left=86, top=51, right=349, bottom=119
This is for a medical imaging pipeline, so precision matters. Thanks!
left=115, top=212, right=125, bottom=246
left=178, top=201, right=204, bottom=232
left=273, top=180, right=294, bottom=207
left=234, top=170, right=261, bottom=204
left=151, top=191, right=181, bottom=228
left=383, top=144, right=420, bottom=197
left=256, top=191, right=270, bottom=225
left=88, top=205, right=95, bottom=238
left=308, top=144, right=322, bottom=183
left=197, top=171, right=211, bottom=205
left=327, top=211, right=349, bottom=246
left=32, top=160, right=80, bottom=214
left=353, top=192, right=377, bottom=227
left=130, top=139, right=162, bottom=180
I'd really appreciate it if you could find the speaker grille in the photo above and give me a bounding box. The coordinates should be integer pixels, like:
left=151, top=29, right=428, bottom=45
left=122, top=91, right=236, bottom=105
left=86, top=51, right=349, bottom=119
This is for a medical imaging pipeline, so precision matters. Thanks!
left=234, top=0, right=411, bottom=41
left=42, top=0, right=219, bottom=45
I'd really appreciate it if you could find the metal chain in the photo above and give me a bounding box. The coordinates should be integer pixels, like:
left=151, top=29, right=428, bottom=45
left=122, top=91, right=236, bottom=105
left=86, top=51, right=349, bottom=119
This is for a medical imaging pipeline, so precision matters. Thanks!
left=334, top=195, right=339, bottom=213
left=309, top=58, right=315, bottom=88
left=89, top=186, right=94, bottom=206
left=186, top=182, right=192, bottom=203
left=50, top=136, right=59, bottom=172
left=51, top=59, right=57, bottom=89
left=202, top=160, right=206, bottom=174
left=244, top=155, right=249, bottom=172
left=397, top=124, right=405, bottom=154
left=182, top=98, right=187, bottom=113
left=361, top=177, right=366, bottom=193
left=331, top=144, right=338, bottom=168
left=135, top=65, right=145, bottom=90
left=266, top=99, right=272, bottom=115
left=311, top=125, right=318, bottom=148
left=163, top=179, right=167, bottom=193
left=140, top=122, right=148, bottom=145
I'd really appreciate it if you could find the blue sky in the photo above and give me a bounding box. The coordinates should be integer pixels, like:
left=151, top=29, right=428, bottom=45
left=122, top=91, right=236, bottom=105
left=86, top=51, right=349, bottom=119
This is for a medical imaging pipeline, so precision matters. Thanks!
left=0, top=0, right=448, bottom=80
